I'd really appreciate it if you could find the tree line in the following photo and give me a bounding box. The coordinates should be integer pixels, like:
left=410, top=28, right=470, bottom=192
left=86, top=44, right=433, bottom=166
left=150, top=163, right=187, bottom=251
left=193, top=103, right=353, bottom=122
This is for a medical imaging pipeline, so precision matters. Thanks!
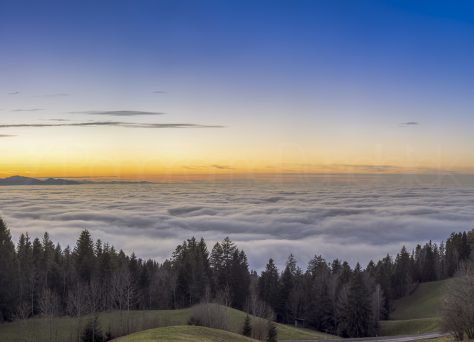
left=0, top=217, right=473, bottom=338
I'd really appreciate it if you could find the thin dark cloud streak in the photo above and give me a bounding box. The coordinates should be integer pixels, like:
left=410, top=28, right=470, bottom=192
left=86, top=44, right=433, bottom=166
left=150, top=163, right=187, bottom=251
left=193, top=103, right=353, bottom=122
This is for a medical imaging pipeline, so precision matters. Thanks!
left=72, top=110, right=165, bottom=116
left=12, top=108, right=43, bottom=112
left=0, top=134, right=15, bottom=137
left=400, top=121, right=420, bottom=127
left=8, top=91, right=20, bottom=95
left=40, top=93, right=70, bottom=97
left=0, top=121, right=224, bottom=129
left=211, top=164, right=234, bottom=170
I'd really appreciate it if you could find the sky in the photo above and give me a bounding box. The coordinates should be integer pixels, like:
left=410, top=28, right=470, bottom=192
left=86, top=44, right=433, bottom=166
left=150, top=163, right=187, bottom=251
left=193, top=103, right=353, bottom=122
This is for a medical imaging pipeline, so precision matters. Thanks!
left=1, top=0, right=474, bottom=179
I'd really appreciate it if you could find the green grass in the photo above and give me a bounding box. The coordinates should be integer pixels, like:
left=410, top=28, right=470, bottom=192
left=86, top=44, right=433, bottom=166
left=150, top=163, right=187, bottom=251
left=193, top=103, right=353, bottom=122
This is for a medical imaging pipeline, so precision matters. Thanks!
left=417, top=337, right=473, bottom=342
left=112, top=325, right=259, bottom=342
left=0, top=305, right=336, bottom=341
left=0, top=309, right=192, bottom=342
left=391, top=279, right=451, bottom=320
left=223, top=305, right=338, bottom=340
left=379, top=317, right=441, bottom=336
left=378, top=279, right=451, bottom=336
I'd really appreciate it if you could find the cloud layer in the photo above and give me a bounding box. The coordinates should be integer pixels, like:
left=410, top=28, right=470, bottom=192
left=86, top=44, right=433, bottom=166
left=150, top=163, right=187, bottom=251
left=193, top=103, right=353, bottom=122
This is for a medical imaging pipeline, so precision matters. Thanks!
left=73, top=110, right=164, bottom=116
left=0, top=121, right=223, bottom=129
left=1, top=174, right=473, bottom=270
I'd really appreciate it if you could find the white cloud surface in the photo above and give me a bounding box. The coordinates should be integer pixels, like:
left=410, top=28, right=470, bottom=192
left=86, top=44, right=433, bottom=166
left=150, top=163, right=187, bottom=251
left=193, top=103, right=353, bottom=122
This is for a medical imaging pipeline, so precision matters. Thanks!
left=0, top=174, right=473, bottom=271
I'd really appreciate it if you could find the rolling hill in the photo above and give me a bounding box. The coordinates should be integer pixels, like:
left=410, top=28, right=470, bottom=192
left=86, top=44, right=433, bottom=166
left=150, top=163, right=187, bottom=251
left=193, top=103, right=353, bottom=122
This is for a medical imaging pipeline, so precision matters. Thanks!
left=112, top=325, right=259, bottom=342
left=379, top=279, right=450, bottom=336
left=0, top=305, right=337, bottom=342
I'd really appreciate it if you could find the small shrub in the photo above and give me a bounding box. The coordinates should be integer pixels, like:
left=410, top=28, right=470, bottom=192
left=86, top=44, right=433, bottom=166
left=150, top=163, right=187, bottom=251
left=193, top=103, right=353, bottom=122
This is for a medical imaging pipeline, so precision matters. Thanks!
left=189, top=303, right=229, bottom=330
left=266, top=320, right=277, bottom=342
left=251, top=318, right=268, bottom=341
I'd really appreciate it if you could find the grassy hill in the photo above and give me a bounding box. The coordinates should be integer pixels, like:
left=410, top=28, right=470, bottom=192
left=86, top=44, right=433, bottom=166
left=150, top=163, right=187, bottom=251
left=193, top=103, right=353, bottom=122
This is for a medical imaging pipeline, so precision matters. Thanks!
left=223, top=305, right=337, bottom=340
left=0, top=305, right=337, bottom=341
left=391, top=279, right=450, bottom=320
left=379, top=317, right=442, bottom=336
left=112, top=325, right=259, bottom=342
left=379, top=279, right=450, bottom=336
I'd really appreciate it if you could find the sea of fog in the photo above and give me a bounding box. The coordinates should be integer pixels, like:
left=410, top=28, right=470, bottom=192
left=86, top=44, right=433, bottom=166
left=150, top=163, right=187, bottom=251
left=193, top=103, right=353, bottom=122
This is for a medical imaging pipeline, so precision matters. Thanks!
left=1, top=174, right=473, bottom=270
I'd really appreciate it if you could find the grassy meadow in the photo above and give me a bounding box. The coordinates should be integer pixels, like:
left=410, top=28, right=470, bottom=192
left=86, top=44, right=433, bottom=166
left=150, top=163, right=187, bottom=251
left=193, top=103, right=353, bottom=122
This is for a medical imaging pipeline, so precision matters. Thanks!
left=0, top=305, right=337, bottom=342
left=379, top=279, right=450, bottom=336
left=112, top=325, right=259, bottom=342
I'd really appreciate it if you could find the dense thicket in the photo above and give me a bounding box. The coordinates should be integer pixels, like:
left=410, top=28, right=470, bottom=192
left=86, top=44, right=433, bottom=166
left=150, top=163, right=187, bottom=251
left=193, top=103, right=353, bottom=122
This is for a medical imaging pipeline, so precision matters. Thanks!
left=0, top=217, right=472, bottom=337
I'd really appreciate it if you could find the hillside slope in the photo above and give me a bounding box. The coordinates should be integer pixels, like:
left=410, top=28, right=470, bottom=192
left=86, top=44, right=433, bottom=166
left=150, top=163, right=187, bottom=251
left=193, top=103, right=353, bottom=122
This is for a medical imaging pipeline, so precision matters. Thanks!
left=0, top=305, right=336, bottom=341
left=391, top=279, right=450, bottom=320
left=379, top=279, right=450, bottom=336
left=112, top=325, right=259, bottom=342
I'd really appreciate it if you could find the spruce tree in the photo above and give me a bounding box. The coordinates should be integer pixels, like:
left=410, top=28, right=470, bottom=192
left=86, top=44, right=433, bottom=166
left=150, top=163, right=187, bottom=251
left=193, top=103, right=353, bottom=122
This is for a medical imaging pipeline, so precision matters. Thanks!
left=345, top=264, right=373, bottom=337
left=81, top=315, right=105, bottom=342
left=0, top=218, right=18, bottom=321
left=74, top=230, right=95, bottom=284
left=242, top=314, right=252, bottom=337
left=279, top=255, right=296, bottom=323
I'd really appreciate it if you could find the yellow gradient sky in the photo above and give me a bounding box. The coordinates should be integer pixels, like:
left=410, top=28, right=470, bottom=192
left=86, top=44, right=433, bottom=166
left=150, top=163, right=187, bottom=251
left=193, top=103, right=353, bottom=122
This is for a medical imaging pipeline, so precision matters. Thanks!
left=1, top=2, right=474, bottom=179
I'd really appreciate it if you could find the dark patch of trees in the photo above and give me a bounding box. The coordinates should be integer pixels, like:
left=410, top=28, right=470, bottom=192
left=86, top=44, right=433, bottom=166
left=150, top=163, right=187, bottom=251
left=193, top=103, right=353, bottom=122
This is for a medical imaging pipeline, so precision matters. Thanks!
left=0, top=217, right=473, bottom=338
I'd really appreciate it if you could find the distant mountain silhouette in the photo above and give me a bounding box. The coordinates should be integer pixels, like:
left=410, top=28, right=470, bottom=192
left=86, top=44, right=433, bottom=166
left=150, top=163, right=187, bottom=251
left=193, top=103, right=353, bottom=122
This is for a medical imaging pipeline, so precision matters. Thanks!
left=0, top=175, right=152, bottom=186
left=0, top=176, right=81, bottom=186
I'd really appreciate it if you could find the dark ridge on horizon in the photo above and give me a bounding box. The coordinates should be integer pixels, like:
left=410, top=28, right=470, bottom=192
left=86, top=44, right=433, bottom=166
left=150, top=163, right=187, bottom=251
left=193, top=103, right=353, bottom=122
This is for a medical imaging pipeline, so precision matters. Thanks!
left=0, top=175, right=152, bottom=186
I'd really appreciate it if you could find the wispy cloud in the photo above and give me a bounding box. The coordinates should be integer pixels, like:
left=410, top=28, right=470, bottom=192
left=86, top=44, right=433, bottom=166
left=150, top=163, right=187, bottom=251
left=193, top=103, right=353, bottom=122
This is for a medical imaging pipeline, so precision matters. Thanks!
left=334, top=164, right=401, bottom=172
left=0, top=134, right=15, bottom=138
left=131, top=123, right=224, bottom=128
left=182, top=164, right=234, bottom=171
left=211, top=164, right=234, bottom=170
left=12, top=108, right=43, bottom=112
left=72, top=110, right=164, bottom=116
left=8, top=91, right=19, bottom=95
left=42, top=93, right=70, bottom=97
left=0, top=121, right=224, bottom=129
left=400, top=121, right=420, bottom=127
left=152, top=90, right=166, bottom=94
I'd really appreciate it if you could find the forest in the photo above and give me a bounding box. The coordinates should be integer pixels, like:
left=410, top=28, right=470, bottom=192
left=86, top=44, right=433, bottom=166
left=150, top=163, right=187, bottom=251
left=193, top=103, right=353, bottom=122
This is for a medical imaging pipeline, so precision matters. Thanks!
left=0, top=216, right=473, bottom=338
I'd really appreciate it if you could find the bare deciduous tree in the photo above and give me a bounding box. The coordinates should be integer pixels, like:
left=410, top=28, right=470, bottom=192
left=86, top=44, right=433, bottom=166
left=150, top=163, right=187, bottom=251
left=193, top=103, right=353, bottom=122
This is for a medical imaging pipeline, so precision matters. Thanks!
left=67, top=284, right=88, bottom=341
left=111, top=264, right=137, bottom=335
left=189, top=303, right=230, bottom=331
left=442, top=262, right=474, bottom=340
left=39, top=288, right=60, bottom=342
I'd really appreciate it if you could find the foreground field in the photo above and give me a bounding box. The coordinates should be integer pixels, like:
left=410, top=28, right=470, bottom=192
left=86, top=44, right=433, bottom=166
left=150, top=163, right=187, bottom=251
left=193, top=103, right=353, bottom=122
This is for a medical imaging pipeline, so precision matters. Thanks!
left=378, top=279, right=449, bottom=336
left=417, top=337, right=473, bottom=342
left=379, top=318, right=441, bottom=336
left=112, top=325, right=259, bottom=342
left=391, top=280, right=450, bottom=320
left=0, top=305, right=336, bottom=341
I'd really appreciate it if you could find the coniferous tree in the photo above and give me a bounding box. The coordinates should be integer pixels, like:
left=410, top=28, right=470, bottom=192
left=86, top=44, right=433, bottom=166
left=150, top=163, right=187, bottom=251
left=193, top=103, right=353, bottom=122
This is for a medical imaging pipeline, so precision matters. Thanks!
left=258, top=259, right=280, bottom=314
left=81, top=315, right=105, bottom=342
left=392, top=247, right=411, bottom=298
left=374, top=255, right=393, bottom=317
left=344, top=264, right=374, bottom=337
left=278, top=255, right=296, bottom=323
left=0, top=218, right=18, bottom=321
left=242, top=314, right=252, bottom=337
left=74, top=230, right=95, bottom=284
left=17, top=233, right=33, bottom=317
left=230, top=250, right=250, bottom=309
